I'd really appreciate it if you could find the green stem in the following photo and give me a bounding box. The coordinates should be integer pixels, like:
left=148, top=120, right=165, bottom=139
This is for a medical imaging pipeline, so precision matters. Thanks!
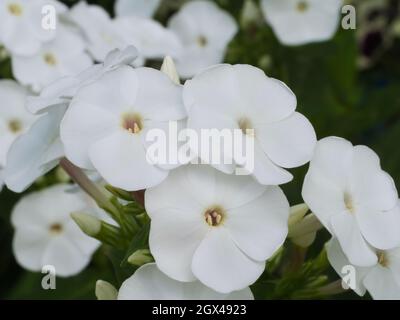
left=317, top=280, right=346, bottom=296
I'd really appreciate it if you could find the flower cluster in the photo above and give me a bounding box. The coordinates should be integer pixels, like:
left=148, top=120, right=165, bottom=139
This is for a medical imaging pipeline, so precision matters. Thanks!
left=1, top=0, right=400, bottom=301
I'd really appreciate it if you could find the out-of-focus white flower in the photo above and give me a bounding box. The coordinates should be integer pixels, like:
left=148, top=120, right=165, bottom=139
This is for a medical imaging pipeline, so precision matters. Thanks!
left=12, top=24, right=93, bottom=92
left=60, top=66, right=186, bottom=191
left=0, top=0, right=66, bottom=56
left=260, top=0, right=342, bottom=46
left=68, top=2, right=130, bottom=62
left=168, top=0, right=238, bottom=78
left=0, top=80, right=36, bottom=168
left=118, top=263, right=254, bottom=299
left=327, top=237, right=400, bottom=300
left=4, top=106, right=66, bottom=192
left=26, top=46, right=138, bottom=115
left=114, top=0, right=160, bottom=18
left=11, top=184, right=101, bottom=276
left=4, top=47, right=138, bottom=193
left=183, top=64, right=316, bottom=185
left=146, top=165, right=289, bottom=293
left=302, top=137, right=400, bottom=267
left=114, top=16, right=182, bottom=66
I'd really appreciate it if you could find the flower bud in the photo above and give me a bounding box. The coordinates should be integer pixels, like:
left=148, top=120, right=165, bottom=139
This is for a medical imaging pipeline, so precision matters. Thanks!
left=71, top=212, right=101, bottom=237
left=127, top=249, right=153, bottom=267
left=95, top=280, right=118, bottom=300
left=161, top=56, right=180, bottom=85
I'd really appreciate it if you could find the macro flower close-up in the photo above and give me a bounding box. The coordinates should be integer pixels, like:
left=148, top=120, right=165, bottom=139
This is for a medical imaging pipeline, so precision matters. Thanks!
left=1, top=0, right=400, bottom=308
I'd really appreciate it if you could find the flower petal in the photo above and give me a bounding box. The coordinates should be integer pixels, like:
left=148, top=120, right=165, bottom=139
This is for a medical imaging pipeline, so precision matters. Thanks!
left=192, top=228, right=265, bottom=293
left=89, top=130, right=168, bottom=191
left=149, top=209, right=208, bottom=282
left=225, top=186, right=289, bottom=261
left=330, top=212, right=377, bottom=267
left=256, top=112, right=316, bottom=168
left=363, top=265, right=400, bottom=300
left=357, top=205, right=400, bottom=250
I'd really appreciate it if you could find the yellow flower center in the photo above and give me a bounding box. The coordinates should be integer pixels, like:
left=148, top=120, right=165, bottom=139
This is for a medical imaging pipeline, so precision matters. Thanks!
left=44, top=53, right=57, bottom=66
left=8, top=3, right=23, bottom=16
left=197, top=35, right=208, bottom=47
left=378, top=251, right=389, bottom=267
left=296, top=1, right=309, bottom=13
left=344, top=192, right=355, bottom=214
left=204, top=206, right=225, bottom=227
left=121, top=113, right=143, bottom=134
left=238, top=117, right=255, bottom=136
left=49, top=223, right=63, bottom=235
left=8, top=119, right=22, bottom=133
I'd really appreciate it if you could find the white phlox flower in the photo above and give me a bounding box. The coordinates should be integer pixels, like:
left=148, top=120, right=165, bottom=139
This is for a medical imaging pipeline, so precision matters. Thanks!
left=146, top=165, right=290, bottom=293
left=60, top=65, right=186, bottom=191
left=118, top=263, right=254, bottom=300
left=11, top=23, right=93, bottom=92
left=4, top=47, right=138, bottom=192
left=0, top=80, right=36, bottom=169
left=167, top=0, right=238, bottom=78
left=260, top=0, right=343, bottom=46
left=183, top=64, right=317, bottom=185
left=0, top=0, right=67, bottom=56
left=302, top=137, right=400, bottom=267
left=327, top=237, right=400, bottom=300
left=11, top=184, right=101, bottom=277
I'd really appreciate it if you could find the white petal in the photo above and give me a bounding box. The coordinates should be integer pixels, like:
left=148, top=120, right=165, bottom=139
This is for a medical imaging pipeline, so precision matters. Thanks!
left=225, top=186, right=289, bottom=261
left=302, top=167, right=347, bottom=231
left=251, top=141, right=293, bottom=185
left=149, top=209, right=208, bottom=282
left=256, top=112, right=316, bottom=168
left=350, top=146, right=398, bottom=211
left=12, top=226, right=51, bottom=272
left=363, top=265, right=400, bottom=300
left=115, top=0, right=160, bottom=18
left=192, top=228, right=265, bottom=293
left=145, top=165, right=208, bottom=219
left=357, top=205, right=400, bottom=250
left=231, top=65, right=297, bottom=123
left=326, top=238, right=368, bottom=296
left=118, top=263, right=253, bottom=300
left=307, top=136, right=353, bottom=190
left=330, top=212, right=378, bottom=267
left=42, top=235, right=91, bottom=277
left=89, top=130, right=168, bottom=191
left=4, top=108, right=65, bottom=192
left=133, top=68, right=186, bottom=121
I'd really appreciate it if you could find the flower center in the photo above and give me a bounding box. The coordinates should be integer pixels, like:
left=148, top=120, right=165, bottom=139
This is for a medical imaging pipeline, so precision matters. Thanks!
left=8, top=119, right=22, bottom=133
left=49, top=223, right=63, bottom=235
left=8, top=3, right=23, bottom=16
left=378, top=251, right=389, bottom=267
left=238, top=117, right=255, bottom=136
left=121, top=113, right=143, bottom=134
left=296, top=1, right=309, bottom=13
left=43, top=53, right=57, bottom=66
left=204, top=206, right=225, bottom=227
left=197, top=35, right=208, bottom=47
left=344, top=192, right=355, bottom=214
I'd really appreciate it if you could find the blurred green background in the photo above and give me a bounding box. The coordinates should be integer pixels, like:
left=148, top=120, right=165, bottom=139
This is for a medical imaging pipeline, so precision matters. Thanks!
left=1, top=0, right=400, bottom=299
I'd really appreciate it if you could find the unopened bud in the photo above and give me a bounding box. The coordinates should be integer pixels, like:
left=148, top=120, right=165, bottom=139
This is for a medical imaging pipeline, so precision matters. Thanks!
left=95, top=280, right=118, bottom=300
left=127, top=249, right=153, bottom=267
left=161, top=56, right=180, bottom=85
left=71, top=212, right=101, bottom=237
